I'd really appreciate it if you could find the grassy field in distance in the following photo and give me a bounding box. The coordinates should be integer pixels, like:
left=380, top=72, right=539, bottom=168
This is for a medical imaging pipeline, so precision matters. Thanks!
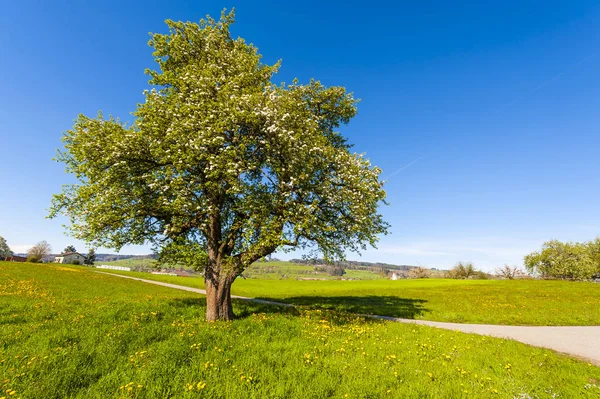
left=242, top=261, right=386, bottom=280
left=89, top=264, right=600, bottom=326
left=98, top=259, right=387, bottom=280
left=1, top=261, right=599, bottom=398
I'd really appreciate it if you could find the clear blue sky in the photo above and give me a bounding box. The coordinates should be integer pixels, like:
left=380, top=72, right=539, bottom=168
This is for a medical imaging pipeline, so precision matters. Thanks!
left=1, top=1, right=599, bottom=270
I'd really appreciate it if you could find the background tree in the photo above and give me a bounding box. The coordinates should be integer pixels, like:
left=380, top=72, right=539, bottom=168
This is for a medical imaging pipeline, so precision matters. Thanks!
left=0, top=236, right=13, bottom=259
left=495, top=264, right=525, bottom=280
left=524, top=239, right=597, bottom=280
left=408, top=266, right=430, bottom=279
left=84, top=248, right=96, bottom=265
left=446, top=262, right=477, bottom=279
left=587, top=238, right=600, bottom=278
left=27, top=241, right=52, bottom=263
left=64, top=245, right=77, bottom=253
left=49, top=10, right=389, bottom=321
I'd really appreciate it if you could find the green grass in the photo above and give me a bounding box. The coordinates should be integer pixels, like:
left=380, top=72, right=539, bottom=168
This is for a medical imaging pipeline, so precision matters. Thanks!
left=94, top=268, right=600, bottom=326
left=1, top=261, right=599, bottom=398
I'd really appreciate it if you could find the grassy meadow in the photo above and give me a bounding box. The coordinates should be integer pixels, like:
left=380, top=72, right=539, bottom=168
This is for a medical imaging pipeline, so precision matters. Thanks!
left=97, top=268, right=600, bottom=326
left=1, top=261, right=600, bottom=398
left=98, top=259, right=387, bottom=280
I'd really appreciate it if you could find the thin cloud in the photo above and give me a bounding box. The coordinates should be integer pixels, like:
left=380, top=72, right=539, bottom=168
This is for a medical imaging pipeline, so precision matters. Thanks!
left=384, top=156, right=424, bottom=181
left=493, top=52, right=597, bottom=114
left=9, top=244, right=34, bottom=253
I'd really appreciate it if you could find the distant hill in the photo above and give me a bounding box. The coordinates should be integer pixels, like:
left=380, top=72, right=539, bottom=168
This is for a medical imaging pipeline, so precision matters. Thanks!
left=288, top=258, right=419, bottom=271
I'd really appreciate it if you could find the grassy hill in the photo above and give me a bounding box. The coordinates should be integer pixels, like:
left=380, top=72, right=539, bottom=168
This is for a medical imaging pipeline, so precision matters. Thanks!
left=2, top=261, right=599, bottom=398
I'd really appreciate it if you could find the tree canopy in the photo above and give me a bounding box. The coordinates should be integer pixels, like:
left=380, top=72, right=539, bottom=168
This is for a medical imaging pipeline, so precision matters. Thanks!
left=524, top=239, right=600, bottom=280
left=84, top=248, right=96, bottom=266
left=0, top=236, right=13, bottom=258
left=64, top=245, right=77, bottom=253
left=49, top=10, right=388, bottom=320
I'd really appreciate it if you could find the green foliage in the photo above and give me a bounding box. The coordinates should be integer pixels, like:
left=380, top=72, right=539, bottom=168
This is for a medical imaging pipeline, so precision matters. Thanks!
left=446, top=262, right=477, bottom=279
left=524, top=239, right=599, bottom=280
left=155, top=239, right=207, bottom=272
left=71, top=259, right=80, bottom=265
left=0, top=236, right=13, bottom=258
left=49, top=9, right=388, bottom=286
left=63, top=245, right=77, bottom=253
left=84, top=248, right=96, bottom=265
left=2, top=261, right=599, bottom=398
left=314, top=265, right=346, bottom=276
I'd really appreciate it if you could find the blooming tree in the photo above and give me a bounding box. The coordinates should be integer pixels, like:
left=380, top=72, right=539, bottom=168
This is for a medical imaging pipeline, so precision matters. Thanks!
left=50, top=10, right=388, bottom=320
left=524, top=240, right=598, bottom=280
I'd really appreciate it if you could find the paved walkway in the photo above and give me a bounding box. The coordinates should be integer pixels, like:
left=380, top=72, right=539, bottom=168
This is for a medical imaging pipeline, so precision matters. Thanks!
left=98, top=272, right=600, bottom=365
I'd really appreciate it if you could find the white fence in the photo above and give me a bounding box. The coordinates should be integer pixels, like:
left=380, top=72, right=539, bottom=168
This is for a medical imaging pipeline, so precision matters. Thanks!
left=97, top=265, right=131, bottom=272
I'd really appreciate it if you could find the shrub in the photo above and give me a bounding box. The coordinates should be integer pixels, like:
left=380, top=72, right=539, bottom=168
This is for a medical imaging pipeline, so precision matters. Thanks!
left=314, top=265, right=346, bottom=276
left=72, top=260, right=80, bottom=265
left=327, top=266, right=345, bottom=276
left=473, top=270, right=492, bottom=280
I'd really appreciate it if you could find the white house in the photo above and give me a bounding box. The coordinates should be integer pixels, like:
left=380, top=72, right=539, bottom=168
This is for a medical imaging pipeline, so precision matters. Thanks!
left=55, top=252, right=86, bottom=264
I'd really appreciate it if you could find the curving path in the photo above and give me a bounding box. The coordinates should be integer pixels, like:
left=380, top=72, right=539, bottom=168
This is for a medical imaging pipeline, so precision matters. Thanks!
left=97, top=272, right=600, bottom=366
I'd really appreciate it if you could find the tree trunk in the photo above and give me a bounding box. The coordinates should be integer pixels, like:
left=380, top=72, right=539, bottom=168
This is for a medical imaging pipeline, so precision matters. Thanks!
left=205, top=272, right=236, bottom=321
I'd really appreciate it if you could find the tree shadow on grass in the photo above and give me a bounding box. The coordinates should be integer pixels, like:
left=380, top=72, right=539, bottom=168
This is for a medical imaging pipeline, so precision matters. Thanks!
left=167, top=296, right=300, bottom=319
left=254, top=295, right=429, bottom=319
left=169, top=295, right=428, bottom=322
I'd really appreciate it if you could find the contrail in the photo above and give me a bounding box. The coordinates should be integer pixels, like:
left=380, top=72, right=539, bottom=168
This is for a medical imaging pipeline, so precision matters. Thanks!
left=494, top=52, right=597, bottom=114
left=384, top=156, right=424, bottom=180
left=382, top=51, right=596, bottom=183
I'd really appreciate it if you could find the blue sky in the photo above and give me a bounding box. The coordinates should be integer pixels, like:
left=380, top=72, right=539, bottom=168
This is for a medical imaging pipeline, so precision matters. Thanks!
left=1, top=1, right=599, bottom=270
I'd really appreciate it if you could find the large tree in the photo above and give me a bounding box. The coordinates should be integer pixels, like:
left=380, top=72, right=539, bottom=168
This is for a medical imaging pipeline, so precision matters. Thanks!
left=524, top=239, right=599, bottom=280
left=49, top=10, right=388, bottom=320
